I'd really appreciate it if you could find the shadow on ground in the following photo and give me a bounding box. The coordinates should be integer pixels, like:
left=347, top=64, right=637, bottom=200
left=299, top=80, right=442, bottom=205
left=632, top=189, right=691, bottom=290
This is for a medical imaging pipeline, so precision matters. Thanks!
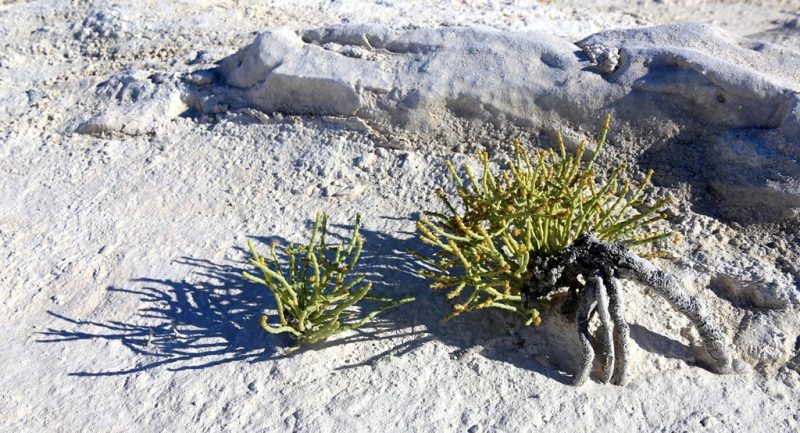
left=39, top=257, right=283, bottom=376
left=38, top=219, right=439, bottom=376
left=39, top=215, right=700, bottom=383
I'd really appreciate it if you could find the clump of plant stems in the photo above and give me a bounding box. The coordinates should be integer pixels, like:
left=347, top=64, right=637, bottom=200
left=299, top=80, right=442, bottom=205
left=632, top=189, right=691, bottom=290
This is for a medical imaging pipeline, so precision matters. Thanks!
left=415, top=114, right=675, bottom=324
left=244, top=213, right=414, bottom=352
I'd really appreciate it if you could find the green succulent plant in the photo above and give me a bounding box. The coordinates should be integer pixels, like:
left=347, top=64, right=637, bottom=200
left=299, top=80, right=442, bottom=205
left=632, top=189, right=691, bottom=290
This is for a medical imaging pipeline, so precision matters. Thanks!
left=244, top=213, right=414, bottom=352
left=415, top=115, right=676, bottom=324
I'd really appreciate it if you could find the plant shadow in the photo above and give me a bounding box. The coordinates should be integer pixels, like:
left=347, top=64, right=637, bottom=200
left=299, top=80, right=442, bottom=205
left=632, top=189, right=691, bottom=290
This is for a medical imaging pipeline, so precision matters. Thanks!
left=38, top=224, right=436, bottom=376
left=628, top=323, right=694, bottom=362
left=39, top=257, right=283, bottom=376
left=40, top=215, right=653, bottom=385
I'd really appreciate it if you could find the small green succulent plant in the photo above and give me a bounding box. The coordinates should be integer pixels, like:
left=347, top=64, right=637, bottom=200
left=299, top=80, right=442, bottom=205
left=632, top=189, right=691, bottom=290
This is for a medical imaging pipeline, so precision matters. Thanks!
left=244, top=213, right=414, bottom=352
left=415, top=115, right=675, bottom=324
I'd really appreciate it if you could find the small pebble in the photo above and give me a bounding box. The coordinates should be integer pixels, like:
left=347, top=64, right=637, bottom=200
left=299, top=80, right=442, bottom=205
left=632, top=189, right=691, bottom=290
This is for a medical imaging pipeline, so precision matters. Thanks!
left=184, top=70, right=216, bottom=86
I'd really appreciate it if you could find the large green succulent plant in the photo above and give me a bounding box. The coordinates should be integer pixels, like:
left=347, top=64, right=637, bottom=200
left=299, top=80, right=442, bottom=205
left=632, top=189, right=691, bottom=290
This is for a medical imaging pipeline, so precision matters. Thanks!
left=415, top=115, right=675, bottom=324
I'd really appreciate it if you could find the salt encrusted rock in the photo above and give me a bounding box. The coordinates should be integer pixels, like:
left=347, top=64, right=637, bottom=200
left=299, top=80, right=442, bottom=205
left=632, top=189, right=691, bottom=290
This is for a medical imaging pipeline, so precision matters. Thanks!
left=581, top=43, right=620, bottom=73
left=76, top=70, right=186, bottom=137
left=711, top=275, right=798, bottom=310
left=580, top=25, right=800, bottom=224
left=578, top=24, right=800, bottom=133
left=218, top=27, right=390, bottom=117
left=73, top=6, right=127, bottom=42
left=213, top=23, right=800, bottom=224
left=735, top=310, right=800, bottom=371
left=217, top=23, right=800, bottom=141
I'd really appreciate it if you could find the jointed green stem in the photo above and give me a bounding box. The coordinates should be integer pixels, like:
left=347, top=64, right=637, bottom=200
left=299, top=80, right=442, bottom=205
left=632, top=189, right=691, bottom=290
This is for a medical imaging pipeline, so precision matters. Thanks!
left=245, top=213, right=415, bottom=351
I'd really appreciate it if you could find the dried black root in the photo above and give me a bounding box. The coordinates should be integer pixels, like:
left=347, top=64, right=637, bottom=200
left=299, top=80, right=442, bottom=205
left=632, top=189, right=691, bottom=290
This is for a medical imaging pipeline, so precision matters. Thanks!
left=522, top=232, right=734, bottom=385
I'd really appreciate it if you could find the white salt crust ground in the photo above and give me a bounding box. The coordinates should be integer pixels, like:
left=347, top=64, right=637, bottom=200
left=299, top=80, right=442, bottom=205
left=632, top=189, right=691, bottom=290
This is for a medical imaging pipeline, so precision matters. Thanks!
left=2, top=1, right=800, bottom=432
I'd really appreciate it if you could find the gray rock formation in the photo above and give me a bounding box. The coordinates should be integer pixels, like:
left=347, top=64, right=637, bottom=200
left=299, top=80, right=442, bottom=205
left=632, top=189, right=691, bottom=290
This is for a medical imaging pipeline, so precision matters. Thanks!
left=208, top=23, right=800, bottom=224
left=214, top=24, right=800, bottom=138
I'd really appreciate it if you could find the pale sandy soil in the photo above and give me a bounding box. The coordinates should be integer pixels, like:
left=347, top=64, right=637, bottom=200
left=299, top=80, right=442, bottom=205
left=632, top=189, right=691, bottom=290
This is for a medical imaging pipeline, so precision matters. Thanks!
left=1, top=1, right=799, bottom=432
